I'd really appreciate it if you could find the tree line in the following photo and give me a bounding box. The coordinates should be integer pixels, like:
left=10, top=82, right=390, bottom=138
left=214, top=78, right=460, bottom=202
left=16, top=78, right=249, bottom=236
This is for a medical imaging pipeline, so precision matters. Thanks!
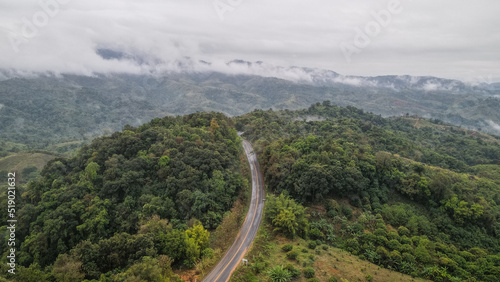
left=0, top=112, right=246, bottom=281
left=236, top=102, right=500, bottom=281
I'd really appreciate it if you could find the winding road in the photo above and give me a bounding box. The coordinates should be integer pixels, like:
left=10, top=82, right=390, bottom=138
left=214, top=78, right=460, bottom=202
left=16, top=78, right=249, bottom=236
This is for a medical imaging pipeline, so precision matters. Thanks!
left=203, top=139, right=265, bottom=282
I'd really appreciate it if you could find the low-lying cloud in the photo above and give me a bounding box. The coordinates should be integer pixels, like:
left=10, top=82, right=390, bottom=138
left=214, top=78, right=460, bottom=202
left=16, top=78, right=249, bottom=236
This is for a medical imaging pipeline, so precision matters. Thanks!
left=487, top=120, right=500, bottom=133
left=0, top=0, right=499, bottom=82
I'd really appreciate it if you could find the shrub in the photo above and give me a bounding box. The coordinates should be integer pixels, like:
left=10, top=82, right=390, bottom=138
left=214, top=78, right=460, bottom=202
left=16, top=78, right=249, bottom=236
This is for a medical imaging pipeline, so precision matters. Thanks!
left=268, top=265, right=292, bottom=282
left=374, top=228, right=388, bottom=237
left=389, top=250, right=402, bottom=265
left=402, top=252, right=416, bottom=264
left=361, top=232, right=377, bottom=244
left=399, top=244, right=413, bottom=253
left=242, top=272, right=259, bottom=282
left=340, top=205, right=353, bottom=219
left=282, top=244, right=293, bottom=252
left=328, top=277, right=338, bottom=282
left=201, top=248, right=214, bottom=259
left=399, top=236, right=412, bottom=245
left=308, top=279, right=320, bottom=282
left=284, top=264, right=301, bottom=278
left=308, top=241, right=317, bottom=249
left=438, top=257, right=459, bottom=271
left=388, top=239, right=402, bottom=251
left=345, top=238, right=360, bottom=254
left=414, top=243, right=433, bottom=264
left=303, top=267, right=315, bottom=278
left=326, top=199, right=340, bottom=212
left=411, top=236, right=421, bottom=245
left=387, top=231, right=400, bottom=241
left=376, top=235, right=389, bottom=246
left=309, top=228, right=324, bottom=240
left=251, top=261, right=267, bottom=274
left=376, top=246, right=389, bottom=260
left=286, top=251, right=299, bottom=260
left=327, top=209, right=338, bottom=218
left=366, top=274, right=373, bottom=281
left=398, top=226, right=410, bottom=237
left=350, top=222, right=364, bottom=235
left=349, top=194, right=362, bottom=207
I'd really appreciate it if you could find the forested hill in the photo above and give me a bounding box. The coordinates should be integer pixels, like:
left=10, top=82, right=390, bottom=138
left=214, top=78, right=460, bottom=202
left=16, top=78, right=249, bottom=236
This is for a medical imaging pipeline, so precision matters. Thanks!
left=238, top=102, right=500, bottom=171
left=0, top=112, right=246, bottom=281
left=1, top=102, right=499, bottom=281
left=235, top=102, right=500, bottom=281
left=1, top=72, right=500, bottom=154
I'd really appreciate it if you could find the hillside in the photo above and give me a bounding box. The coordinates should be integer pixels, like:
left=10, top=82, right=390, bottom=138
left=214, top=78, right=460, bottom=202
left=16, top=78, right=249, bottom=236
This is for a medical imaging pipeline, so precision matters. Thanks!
left=234, top=102, right=500, bottom=281
left=231, top=224, right=428, bottom=282
left=0, top=112, right=247, bottom=281
left=1, top=71, right=499, bottom=153
left=0, top=153, right=56, bottom=183
left=0, top=102, right=499, bottom=281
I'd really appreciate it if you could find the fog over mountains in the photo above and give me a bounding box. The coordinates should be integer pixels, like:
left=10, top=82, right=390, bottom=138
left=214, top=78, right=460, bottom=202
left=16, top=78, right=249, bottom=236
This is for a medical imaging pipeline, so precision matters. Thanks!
left=85, top=50, right=500, bottom=94
left=1, top=57, right=500, bottom=148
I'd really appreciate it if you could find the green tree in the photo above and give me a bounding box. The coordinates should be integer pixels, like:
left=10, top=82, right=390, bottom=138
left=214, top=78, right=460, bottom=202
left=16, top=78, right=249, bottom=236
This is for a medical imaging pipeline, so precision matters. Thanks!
left=158, top=155, right=170, bottom=167
left=414, top=242, right=433, bottom=265
left=77, top=197, right=111, bottom=242
left=266, top=193, right=309, bottom=238
left=186, top=222, right=210, bottom=251
left=15, top=263, right=50, bottom=282
left=113, top=256, right=169, bottom=282
left=84, top=162, right=100, bottom=181
left=52, top=254, right=85, bottom=282
left=184, top=237, right=200, bottom=267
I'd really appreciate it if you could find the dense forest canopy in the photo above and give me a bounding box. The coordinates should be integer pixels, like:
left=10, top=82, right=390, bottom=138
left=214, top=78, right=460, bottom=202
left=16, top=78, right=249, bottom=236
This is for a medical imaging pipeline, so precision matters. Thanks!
left=0, top=112, right=246, bottom=281
left=1, top=73, right=499, bottom=155
left=1, top=101, right=499, bottom=281
left=236, top=102, right=500, bottom=281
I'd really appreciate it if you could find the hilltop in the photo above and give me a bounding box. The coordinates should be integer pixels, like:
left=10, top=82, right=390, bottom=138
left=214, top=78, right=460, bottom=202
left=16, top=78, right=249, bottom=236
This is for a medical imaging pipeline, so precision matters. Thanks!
left=1, top=68, right=499, bottom=154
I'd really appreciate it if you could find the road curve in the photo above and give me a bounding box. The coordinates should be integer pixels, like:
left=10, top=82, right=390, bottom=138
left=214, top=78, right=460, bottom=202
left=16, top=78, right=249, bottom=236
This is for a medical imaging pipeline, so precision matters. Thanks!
left=203, top=139, right=265, bottom=282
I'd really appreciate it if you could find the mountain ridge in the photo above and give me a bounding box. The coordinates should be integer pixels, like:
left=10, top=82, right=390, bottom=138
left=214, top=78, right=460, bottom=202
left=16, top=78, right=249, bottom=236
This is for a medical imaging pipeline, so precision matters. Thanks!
left=1, top=65, right=499, bottom=151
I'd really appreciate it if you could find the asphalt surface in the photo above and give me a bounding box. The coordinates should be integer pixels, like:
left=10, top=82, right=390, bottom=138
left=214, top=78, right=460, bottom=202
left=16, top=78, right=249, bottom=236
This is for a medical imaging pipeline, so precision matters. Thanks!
left=203, top=139, right=265, bottom=282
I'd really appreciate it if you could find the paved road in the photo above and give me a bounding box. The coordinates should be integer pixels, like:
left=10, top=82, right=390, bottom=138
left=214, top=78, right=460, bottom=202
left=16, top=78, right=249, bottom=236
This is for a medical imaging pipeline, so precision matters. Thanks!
left=203, top=139, right=265, bottom=282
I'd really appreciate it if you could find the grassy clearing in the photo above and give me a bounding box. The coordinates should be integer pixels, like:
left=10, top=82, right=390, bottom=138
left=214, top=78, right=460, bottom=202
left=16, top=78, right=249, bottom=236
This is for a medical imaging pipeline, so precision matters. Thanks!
left=0, top=152, right=55, bottom=182
left=231, top=222, right=428, bottom=282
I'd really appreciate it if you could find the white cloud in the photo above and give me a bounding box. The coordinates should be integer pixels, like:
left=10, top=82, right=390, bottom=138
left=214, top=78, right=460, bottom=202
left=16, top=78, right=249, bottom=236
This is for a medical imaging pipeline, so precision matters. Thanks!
left=0, top=0, right=499, bottom=82
left=487, top=120, right=500, bottom=133
left=422, top=82, right=439, bottom=91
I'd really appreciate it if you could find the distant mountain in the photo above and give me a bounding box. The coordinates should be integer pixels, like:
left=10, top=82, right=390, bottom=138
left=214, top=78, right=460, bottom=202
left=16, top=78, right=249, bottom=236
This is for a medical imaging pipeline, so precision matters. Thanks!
left=224, top=60, right=499, bottom=95
left=491, top=82, right=500, bottom=91
left=1, top=64, right=499, bottom=149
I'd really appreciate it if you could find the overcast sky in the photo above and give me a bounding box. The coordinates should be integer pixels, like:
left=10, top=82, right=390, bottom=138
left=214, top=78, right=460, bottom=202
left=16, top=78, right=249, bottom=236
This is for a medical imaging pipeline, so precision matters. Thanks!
left=0, top=0, right=499, bottom=82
